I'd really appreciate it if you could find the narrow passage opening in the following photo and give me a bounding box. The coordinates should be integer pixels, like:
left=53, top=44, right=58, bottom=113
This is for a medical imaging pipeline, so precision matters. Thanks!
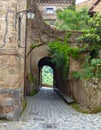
left=38, top=57, right=55, bottom=88
left=42, top=65, right=53, bottom=87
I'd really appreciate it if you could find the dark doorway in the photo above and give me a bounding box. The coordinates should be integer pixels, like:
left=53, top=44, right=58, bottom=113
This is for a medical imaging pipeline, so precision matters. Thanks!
left=38, top=57, right=55, bottom=88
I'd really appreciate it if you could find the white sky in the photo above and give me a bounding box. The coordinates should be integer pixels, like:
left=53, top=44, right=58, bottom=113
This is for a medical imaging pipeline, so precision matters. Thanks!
left=76, top=0, right=89, bottom=4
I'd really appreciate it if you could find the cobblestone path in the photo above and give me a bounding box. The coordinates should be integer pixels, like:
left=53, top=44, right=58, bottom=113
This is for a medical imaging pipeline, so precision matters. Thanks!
left=1, top=87, right=101, bottom=130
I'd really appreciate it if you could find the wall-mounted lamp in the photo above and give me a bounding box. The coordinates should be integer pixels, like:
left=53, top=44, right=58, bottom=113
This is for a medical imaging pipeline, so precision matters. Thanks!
left=27, top=12, right=35, bottom=19
left=16, top=10, right=35, bottom=20
left=16, top=9, right=35, bottom=48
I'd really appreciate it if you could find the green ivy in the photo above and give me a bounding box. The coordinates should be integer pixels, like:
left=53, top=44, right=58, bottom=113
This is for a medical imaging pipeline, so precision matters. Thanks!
left=69, top=48, right=80, bottom=58
left=56, top=7, right=89, bottom=31
left=48, top=38, right=80, bottom=80
left=72, top=58, right=101, bottom=79
left=72, top=71, right=82, bottom=79
left=48, top=40, right=69, bottom=80
left=30, top=44, right=38, bottom=49
left=29, top=90, right=37, bottom=96
left=78, top=13, right=101, bottom=52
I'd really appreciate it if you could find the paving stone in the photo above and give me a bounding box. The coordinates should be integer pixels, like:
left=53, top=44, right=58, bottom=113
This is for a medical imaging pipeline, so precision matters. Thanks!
left=1, top=87, right=101, bottom=130
left=6, top=113, right=14, bottom=121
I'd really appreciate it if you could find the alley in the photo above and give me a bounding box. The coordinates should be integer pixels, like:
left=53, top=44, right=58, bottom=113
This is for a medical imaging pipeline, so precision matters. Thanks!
left=1, top=87, right=101, bottom=130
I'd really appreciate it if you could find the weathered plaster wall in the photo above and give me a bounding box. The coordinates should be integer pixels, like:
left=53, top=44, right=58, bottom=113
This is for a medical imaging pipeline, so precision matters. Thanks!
left=0, top=0, right=26, bottom=120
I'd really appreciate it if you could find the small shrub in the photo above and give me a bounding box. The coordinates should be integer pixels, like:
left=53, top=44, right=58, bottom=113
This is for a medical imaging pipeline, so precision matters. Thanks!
left=72, top=58, right=101, bottom=79
left=28, top=72, right=37, bottom=84
left=72, top=71, right=82, bottom=79
left=29, top=90, right=37, bottom=96
left=21, top=98, right=27, bottom=115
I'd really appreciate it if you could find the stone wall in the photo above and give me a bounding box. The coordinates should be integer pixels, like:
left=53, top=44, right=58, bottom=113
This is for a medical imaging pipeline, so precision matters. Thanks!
left=56, top=54, right=101, bottom=110
left=66, top=79, right=101, bottom=109
left=57, top=51, right=101, bottom=110
left=37, top=0, right=74, bottom=26
left=0, top=0, right=26, bottom=120
left=0, top=88, right=23, bottom=120
left=75, top=0, right=101, bottom=109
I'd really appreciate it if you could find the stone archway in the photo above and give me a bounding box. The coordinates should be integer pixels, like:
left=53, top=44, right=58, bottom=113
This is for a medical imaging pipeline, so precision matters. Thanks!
left=38, top=57, right=55, bottom=88
left=25, top=1, right=66, bottom=95
left=41, top=65, right=53, bottom=87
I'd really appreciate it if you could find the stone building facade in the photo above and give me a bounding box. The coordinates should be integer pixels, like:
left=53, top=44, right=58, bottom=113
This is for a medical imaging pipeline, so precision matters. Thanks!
left=0, top=0, right=26, bottom=120
left=0, top=0, right=101, bottom=120
left=37, top=0, right=73, bottom=26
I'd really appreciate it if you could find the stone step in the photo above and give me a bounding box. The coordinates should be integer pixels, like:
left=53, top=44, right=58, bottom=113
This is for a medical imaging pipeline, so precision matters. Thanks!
left=54, top=88, right=74, bottom=104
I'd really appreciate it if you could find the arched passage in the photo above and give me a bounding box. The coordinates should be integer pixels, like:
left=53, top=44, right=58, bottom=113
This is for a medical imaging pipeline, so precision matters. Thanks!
left=42, top=65, right=53, bottom=87
left=38, top=57, right=56, bottom=88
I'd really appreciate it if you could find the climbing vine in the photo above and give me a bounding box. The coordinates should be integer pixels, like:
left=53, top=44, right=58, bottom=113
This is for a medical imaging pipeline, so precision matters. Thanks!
left=72, top=58, right=101, bottom=79
left=28, top=72, right=37, bottom=84
left=56, top=7, right=89, bottom=31
left=49, top=12, right=101, bottom=80
left=78, top=13, right=101, bottom=52
left=48, top=36, right=80, bottom=80
left=72, top=13, right=101, bottom=80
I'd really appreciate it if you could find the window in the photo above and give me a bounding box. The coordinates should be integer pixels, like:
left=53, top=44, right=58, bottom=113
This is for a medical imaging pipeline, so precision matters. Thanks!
left=18, top=17, right=21, bottom=41
left=46, top=8, right=54, bottom=14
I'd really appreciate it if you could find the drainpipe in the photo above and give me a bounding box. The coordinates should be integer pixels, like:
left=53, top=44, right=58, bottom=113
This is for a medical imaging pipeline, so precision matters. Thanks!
left=24, top=16, right=27, bottom=97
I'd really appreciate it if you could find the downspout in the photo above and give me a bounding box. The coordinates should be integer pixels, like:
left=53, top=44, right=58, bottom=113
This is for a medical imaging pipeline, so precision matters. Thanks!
left=24, top=15, right=27, bottom=97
